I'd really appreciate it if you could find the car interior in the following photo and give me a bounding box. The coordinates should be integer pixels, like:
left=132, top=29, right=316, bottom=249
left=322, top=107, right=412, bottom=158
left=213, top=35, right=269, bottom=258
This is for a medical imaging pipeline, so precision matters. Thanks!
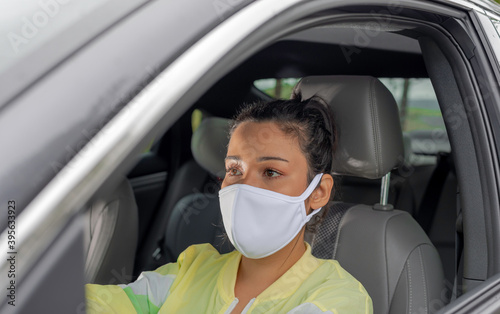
left=82, top=13, right=485, bottom=313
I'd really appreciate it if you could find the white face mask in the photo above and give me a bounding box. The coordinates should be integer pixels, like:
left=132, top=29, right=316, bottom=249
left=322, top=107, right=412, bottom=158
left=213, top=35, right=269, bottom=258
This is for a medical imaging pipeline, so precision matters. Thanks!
left=218, top=173, right=323, bottom=259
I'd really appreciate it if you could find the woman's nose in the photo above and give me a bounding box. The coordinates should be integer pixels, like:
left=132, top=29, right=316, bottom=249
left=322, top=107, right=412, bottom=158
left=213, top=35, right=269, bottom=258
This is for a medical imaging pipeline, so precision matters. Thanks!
left=239, top=172, right=262, bottom=189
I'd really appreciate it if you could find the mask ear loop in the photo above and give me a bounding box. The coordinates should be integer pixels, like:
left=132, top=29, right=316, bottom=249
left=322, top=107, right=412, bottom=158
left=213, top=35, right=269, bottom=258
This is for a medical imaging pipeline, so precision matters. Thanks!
left=303, top=173, right=324, bottom=221
left=305, top=207, right=322, bottom=222
left=299, top=173, right=323, bottom=199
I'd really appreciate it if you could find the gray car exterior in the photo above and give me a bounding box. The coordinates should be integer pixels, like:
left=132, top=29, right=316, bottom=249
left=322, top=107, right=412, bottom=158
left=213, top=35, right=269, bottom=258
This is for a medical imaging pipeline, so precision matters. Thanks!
left=0, top=0, right=499, bottom=313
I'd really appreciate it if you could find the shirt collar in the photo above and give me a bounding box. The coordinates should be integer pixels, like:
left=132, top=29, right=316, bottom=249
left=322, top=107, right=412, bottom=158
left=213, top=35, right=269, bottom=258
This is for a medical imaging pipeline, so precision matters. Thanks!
left=217, top=243, right=321, bottom=302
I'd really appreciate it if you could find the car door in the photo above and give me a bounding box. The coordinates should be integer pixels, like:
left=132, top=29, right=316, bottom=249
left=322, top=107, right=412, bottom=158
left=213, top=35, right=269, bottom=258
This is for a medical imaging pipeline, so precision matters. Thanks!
left=0, top=0, right=253, bottom=312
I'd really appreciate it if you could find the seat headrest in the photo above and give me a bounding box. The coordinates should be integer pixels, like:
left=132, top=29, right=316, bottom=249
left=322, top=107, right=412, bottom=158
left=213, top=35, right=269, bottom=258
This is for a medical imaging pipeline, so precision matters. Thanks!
left=191, top=117, right=230, bottom=177
left=192, top=76, right=404, bottom=180
left=294, top=76, right=404, bottom=179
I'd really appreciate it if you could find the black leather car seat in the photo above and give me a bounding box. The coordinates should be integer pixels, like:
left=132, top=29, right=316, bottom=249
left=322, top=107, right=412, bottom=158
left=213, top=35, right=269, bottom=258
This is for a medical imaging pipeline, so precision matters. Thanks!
left=83, top=178, right=138, bottom=284
left=138, top=117, right=233, bottom=270
left=295, top=75, right=446, bottom=313
left=134, top=114, right=219, bottom=272
left=163, top=117, right=234, bottom=261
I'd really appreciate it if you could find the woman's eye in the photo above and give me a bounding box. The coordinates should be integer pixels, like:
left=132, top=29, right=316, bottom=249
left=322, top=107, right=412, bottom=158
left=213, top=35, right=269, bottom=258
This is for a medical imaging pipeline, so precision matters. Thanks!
left=226, top=168, right=242, bottom=176
left=264, top=169, right=281, bottom=178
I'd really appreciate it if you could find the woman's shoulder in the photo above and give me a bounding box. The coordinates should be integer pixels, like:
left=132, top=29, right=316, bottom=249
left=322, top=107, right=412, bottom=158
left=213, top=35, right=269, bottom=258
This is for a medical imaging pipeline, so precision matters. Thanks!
left=315, top=258, right=360, bottom=281
left=314, top=258, right=369, bottom=294
left=300, top=258, right=373, bottom=313
left=175, top=242, right=223, bottom=261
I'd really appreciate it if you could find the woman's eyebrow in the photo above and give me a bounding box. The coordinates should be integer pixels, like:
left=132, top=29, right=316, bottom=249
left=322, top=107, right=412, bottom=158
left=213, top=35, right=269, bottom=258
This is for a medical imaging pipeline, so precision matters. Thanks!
left=257, top=156, right=289, bottom=162
left=225, top=156, right=289, bottom=162
left=225, top=156, right=240, bottom=161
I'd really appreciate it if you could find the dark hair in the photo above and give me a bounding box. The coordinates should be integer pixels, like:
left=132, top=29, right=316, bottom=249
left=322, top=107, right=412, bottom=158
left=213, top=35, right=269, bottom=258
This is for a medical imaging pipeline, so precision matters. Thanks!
left=229, top=91, right=337, bottom=233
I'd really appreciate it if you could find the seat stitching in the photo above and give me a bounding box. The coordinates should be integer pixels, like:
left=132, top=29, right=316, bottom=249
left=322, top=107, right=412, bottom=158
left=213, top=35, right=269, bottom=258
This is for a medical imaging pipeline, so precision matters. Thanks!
left=369, top=78, right=382, bottom=177
left=408, top=259, right=413, bottom=314
left=390, top=243, right=436, bottom=314
left=385, top=211, right=407, bottom=308
left=418, top=246, right=428, bottom=314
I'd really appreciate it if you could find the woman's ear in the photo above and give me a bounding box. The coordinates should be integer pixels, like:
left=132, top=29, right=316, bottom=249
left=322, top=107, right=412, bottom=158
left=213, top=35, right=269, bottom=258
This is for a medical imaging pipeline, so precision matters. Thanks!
left=310, top=174, right=334, bottom=210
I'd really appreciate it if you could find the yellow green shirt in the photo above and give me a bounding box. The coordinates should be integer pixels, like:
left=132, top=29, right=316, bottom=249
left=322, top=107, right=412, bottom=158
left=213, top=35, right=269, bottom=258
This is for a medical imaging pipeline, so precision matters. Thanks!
left=86, top=243, right=372, bottom=313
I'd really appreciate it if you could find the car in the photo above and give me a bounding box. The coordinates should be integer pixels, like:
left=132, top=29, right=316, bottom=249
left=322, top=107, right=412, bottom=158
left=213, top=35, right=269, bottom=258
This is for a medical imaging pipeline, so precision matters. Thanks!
left=1, top=0, right=500, bottom=313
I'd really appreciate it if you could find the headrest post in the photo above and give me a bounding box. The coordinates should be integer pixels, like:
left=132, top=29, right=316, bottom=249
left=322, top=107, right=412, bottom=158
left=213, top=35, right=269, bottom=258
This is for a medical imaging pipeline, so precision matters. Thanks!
left=380, top=172, right=390, bottom=205
left=373, top=173, right=393, bottom=211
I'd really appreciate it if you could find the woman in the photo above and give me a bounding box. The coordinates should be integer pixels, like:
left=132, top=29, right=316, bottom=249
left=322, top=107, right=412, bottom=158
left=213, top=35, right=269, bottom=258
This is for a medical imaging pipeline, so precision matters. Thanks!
left=86, top=94, right=372, bottom=313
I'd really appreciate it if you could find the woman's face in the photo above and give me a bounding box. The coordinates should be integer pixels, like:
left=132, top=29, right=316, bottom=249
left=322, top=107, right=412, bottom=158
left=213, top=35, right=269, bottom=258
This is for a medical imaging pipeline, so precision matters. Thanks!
left=222, top=121, right=310, bottom=196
